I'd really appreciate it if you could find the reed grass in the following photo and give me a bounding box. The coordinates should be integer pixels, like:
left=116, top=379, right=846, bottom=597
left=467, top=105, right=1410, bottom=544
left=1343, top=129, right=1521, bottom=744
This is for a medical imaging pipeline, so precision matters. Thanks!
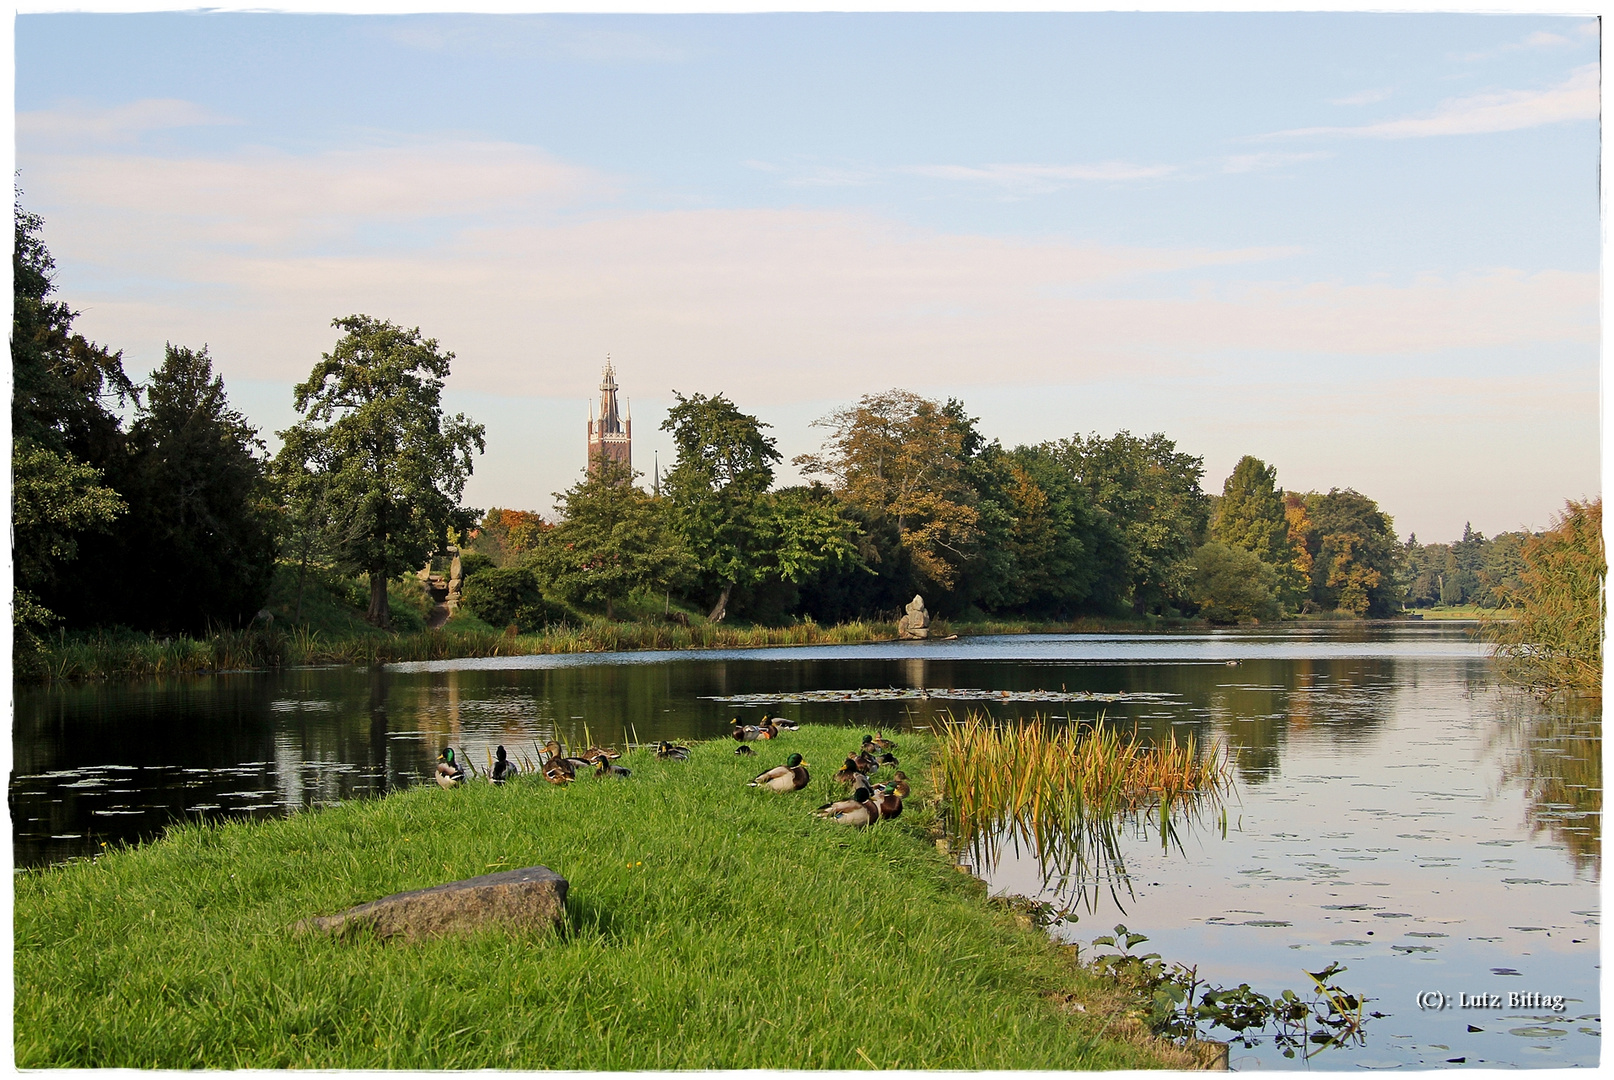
left=936, top=712, right=1232, bottom=910
left=1487, top=498, right=1605, bottom=698
left=14, top=725, right=1201, bottom=1070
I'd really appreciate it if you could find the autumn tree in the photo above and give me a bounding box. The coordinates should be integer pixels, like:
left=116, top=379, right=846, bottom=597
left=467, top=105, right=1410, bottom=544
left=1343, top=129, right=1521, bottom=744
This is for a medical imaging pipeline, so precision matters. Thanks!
left=275, top=316, right=485, bottom=628
left=1489, top=499, right=1604, bottom=696
left=1298, top=488, right=1403, bottom=616
left=795, top=389, right=981, bottom=592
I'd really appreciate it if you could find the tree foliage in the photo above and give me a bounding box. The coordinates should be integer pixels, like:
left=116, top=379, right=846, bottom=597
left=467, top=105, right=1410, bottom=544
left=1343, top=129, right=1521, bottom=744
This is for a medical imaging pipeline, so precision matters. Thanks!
left=1489, top=499, right=1604, bottom=697
left=1211, top=455, right=1306, bottom=610
left=1295, top=489, right=1403, bottom=617
left=1051, top=432, right=1209, bottom=614
left=1190, top=541, right=1281, bottom=624
left=661, top=392, right=782, bottom=620
left=796, top=389, right=981, bottom=591
left=112, top=345, right=280, bottom=633
left=275, top=316, right=485, bottom=628
left=532, top=457, right=694, bottom=617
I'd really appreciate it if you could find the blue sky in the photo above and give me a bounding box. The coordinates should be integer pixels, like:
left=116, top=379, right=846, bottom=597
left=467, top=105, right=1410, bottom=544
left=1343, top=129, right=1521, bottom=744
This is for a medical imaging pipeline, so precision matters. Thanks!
left=14, top=12, right=1600, bottom=541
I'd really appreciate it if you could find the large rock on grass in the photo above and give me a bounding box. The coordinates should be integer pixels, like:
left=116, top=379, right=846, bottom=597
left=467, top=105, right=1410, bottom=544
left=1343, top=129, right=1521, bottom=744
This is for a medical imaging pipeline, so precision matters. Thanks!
left=294, top=866, right=567, bottom=942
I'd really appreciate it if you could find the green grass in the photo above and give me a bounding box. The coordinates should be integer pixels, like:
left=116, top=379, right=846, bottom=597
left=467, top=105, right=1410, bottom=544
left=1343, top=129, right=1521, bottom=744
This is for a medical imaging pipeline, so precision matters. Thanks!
left=14, top=726, right=1197, bottom=1069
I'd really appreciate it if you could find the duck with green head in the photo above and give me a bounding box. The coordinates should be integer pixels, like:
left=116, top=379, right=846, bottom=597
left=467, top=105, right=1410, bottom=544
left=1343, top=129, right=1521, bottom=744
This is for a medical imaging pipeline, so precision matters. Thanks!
left=748, top=753, right=810, bottom=792
left=594, top=754, right=632, bottom=779
left=436, top=747, right=465, bottom=789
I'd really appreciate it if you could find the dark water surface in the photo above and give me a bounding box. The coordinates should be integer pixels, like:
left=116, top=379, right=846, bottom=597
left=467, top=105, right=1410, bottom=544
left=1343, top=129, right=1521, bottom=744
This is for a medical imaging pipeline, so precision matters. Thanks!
left=11, top=623, right=1599, bottom=1069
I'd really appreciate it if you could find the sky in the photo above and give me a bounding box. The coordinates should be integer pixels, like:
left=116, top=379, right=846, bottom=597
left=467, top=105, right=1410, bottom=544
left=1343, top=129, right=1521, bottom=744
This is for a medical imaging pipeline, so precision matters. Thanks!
left=13, top=10, right=1601, bottom=542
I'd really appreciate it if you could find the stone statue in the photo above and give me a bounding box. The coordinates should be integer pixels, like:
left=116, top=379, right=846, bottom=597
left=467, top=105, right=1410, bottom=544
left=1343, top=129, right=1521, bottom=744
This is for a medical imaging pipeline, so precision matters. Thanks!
left=897, top=594, right=931, bottom=640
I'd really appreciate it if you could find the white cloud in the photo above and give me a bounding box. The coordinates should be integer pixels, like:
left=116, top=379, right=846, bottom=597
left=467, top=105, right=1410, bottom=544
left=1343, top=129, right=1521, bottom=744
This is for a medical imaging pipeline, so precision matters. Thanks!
left=1220, top=151, right=1331, bottom=174
left=1259, top=64, right=1597, bottom=140
left=20, top=140, right=1594, bottom=416
left=1456, top=27, right=1578, bottom=62
left=904, top=161, right=1177, bottom=190
left=17, top=98, right=238, bottom=147
left=1329, top=88, right=1393, bottom=106
left=27, top=141, right=606, bottom=252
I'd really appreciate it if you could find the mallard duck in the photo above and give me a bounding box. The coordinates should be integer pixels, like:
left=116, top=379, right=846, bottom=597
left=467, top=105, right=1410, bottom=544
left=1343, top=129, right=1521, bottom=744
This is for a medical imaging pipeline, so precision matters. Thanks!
left=585, top=745, right=621, bottom=762
left=828, top=794, right=881, bottom=827
left=542, top=740, right=593, bottom=772
left=815, top=784, right=875, bottom=817
left=748, top=753, right=810, bottom=792
left=732, top=721, right=763, bottom=742
left=594, top=754, right=632, bottom=779
left=871, top=731, right=897, bottom=752
left=492, top=745, right=518, bottom=784
left=436, top=747, right=465, bottom=789
left=543, top=758, right=576, bottom=785
left=832, top=755, right=867, bottom=787
left=872, top=788, right=903, bottom=821
left=733, top=744, right=756, bottom=756
left=655, top=741, right=691, bottom=761
left=876, top=771, right=911, bottom=798
left=769, top=716, right=800, bottom=731
left=854, top=750, right=879, bottom=776
left=877, top=751, right=899, bottom=768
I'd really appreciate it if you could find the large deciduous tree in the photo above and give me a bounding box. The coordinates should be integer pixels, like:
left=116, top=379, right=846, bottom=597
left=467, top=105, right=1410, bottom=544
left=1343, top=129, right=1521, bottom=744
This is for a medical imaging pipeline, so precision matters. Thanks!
left=275, top=316, right=485, bottom=628
left=1211, top=455, right=1305, bottom=610
left=11, top=201, right=130, bottom=640
left=795, top=389, right=980, bottom=592
left=1052, top=431, right=1209, bottom=615
left=661, top=392, right=782, bottom=621
left=1297, top=488, right=1403, bottom=616
left=532, top=457, right=694, bottom=618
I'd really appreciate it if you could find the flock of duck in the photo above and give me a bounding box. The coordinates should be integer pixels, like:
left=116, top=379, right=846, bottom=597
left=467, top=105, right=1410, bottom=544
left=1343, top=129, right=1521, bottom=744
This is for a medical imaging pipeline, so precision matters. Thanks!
left=432, top=721, right=909, bottom=828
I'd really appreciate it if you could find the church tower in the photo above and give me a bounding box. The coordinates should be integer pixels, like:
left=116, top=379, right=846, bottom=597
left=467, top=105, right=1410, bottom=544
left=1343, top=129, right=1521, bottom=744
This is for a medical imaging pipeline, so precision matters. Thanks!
left=587, top=357, right=631, bottom=475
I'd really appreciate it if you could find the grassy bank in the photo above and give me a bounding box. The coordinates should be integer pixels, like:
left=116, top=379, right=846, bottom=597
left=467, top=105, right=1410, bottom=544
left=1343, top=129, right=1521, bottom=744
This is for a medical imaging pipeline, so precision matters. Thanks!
left=14, top=726, right=1208, bottom=1069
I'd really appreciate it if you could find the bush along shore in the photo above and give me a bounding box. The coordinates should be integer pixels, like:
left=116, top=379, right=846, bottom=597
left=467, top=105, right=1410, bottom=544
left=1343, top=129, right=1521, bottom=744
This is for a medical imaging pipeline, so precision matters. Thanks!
left=14, top=726, right=1222, bottom=1070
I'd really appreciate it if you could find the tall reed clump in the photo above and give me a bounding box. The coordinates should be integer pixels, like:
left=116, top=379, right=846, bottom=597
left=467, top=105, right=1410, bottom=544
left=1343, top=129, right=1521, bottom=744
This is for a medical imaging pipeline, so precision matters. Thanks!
left=1488, top=498, right=1604, bottom=698
left=936, top=713, right=1232, bottom=908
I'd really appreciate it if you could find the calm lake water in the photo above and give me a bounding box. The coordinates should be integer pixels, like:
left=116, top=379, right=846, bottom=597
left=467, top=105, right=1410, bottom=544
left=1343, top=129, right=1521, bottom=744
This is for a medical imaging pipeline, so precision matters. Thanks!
left=11, top=623, right=1600, bottom=1069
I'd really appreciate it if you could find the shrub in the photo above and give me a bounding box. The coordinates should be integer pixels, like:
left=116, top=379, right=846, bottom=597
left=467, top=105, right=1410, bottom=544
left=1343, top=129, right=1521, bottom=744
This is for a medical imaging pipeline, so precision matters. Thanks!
left=1489, top=499, right=1604, bottom=696
left=1189, top=542, right=1281, bottom=624
left=460, top=565, right=564, bottom=632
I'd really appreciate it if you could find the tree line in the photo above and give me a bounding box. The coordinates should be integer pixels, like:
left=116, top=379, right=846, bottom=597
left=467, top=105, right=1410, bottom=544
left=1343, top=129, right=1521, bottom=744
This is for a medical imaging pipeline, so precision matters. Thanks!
left=11, top=201, right=1567, bottom=646
left=464, top=390, right=1419, bottom=630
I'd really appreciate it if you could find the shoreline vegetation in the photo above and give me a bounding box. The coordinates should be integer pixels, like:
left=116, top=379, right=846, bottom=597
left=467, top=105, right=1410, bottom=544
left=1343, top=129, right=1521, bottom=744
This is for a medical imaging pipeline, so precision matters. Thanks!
left=17, top=602, right=1460, bottom=686
left=14, top=725, right=1224, bottom=1070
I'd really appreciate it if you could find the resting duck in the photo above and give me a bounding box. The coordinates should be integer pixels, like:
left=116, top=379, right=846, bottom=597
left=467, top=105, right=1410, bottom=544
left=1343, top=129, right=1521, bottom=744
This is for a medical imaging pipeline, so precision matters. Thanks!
left=655, top=741, right=691, bottom=761
left=832, top=755, right=867, bottom=788
left=853, top=750, right=880, bottom=776
left=872, top=788, right=903, bottom=821
left=748, top=753, right=810, bottom=793
left=768, top=716, right=800, bottom=731
left=876, top=771, right=911, bottom=798
left=733, top=745, right=756, bottom=756
left=585, top=745, right=621, bottom=762
left=731, top=720, right=763, bottom=742
left=594, top=754, right=632, bottom=779
left=877, top=752, right=900, bottom=769
left=543, top=758, right=576, bottom=785
left=492, top=745, right=518, bottom=784
left=828, top=794, right=881, bottom=827
left=542, top=741, right=593, bottom=772
left=815, top=784, right=875, bottom=817
left=871, top=731, right=898, bottom=752
left=436, top=747, right=465, bottom=789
